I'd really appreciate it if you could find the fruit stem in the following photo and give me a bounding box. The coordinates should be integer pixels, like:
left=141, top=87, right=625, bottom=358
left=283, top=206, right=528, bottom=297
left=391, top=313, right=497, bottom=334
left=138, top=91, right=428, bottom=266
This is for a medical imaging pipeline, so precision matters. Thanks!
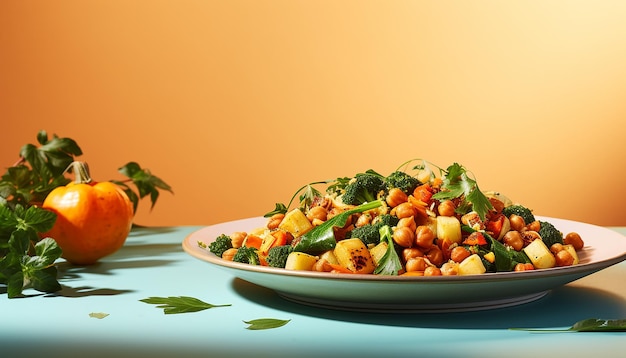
left=69, top=161, right=93, bottom=184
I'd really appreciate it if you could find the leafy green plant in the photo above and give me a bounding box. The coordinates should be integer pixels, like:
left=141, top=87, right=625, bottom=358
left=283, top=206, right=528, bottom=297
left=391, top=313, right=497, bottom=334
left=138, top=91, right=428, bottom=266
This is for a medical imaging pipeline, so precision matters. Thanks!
left=0, top=130, right=172, bottom=298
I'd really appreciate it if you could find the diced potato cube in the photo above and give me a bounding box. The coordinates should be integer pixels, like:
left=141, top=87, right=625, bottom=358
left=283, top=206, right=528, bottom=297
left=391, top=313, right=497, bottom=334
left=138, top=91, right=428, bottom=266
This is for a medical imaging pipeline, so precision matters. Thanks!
left=436, top=216, right=462, bottom=244
left=458, top=254, right=487, bottom=275
left=523, top=239, right=556, bottom=269
left=284, top=252, right=318, bottom=271
left=562, top=244, right=579, bottom=265
left=334, top=238, right=375, bottom=274
left=278, top=208, right=313, bottom=238
left=318, top=250, right=339, bottom=265
left=369, top=241, right=388, bottom=266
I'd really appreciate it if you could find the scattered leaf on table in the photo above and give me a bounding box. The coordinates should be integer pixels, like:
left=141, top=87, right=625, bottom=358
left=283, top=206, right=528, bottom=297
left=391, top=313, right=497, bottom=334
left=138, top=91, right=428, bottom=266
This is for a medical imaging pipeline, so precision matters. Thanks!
left=89, top=312, right=109, bottom=319
left=140, top=296, right=231, bottom=314
left=510, top=318, right=626, bottom=332
left=243, top=318, right=291, bottom=330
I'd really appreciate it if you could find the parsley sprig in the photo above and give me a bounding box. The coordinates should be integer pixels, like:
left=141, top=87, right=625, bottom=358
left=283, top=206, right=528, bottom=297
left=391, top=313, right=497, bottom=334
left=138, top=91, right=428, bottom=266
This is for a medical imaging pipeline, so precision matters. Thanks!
left=0, top=130, right=172, bottom=298
left=431, top=162, right=493, bottom=220
left=140, top=296, right=231, bottom=314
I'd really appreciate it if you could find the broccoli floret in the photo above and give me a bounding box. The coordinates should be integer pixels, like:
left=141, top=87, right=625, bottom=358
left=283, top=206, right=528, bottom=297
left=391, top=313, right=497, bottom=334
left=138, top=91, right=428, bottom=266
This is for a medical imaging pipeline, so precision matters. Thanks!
left=208, top=234, right=233, bottom=258
left=372, top=214, right=400, bottom=228
left=502, top=204, right=535, bottom=225
left=346, top=225, right=381, bottom=246
left=538, top=221, right=564, bottom=247
left=347, top=214, right=400, bottom=245
left=232, top=246, right=260, bottom=265
left=266, top=245, right=294, bottom=268
left=341, top=173, right=386, bottom=205
left=385, top=171, right=420, bottom=194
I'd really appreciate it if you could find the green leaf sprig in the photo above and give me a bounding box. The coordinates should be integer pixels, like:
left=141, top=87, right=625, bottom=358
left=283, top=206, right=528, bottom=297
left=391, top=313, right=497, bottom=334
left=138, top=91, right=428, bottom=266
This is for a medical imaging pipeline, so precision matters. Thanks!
left=140, top=296, right=231, bottom=314
left=432, top=162, right=493, bottom=220
left=0, top=204, right=61, bottom=297
left=243, top=318, right=291, bottom=330
left=140, top=296, right=291, bottom=330
left=510, top=318, right=626, bottom=332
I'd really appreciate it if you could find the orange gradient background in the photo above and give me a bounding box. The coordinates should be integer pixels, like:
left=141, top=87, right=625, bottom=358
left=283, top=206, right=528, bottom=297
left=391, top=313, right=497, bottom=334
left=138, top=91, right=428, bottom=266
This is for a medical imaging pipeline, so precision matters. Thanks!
left=2, top=1, right=625, bottom=227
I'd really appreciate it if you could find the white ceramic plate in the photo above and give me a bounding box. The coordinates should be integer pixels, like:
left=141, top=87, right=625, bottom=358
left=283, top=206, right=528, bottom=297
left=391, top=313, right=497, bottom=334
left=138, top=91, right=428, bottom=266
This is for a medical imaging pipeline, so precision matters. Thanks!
left=182, top=216, right=626, bottom=312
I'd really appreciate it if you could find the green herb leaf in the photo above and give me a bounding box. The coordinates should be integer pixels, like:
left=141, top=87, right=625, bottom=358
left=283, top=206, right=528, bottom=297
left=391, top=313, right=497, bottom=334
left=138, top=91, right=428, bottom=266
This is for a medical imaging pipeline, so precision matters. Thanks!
left=140, top=296, right=231, bottom=314
left=374, top=225, right=403, bottom=275
left=115, top=162, right=173, bottom=212
left=264, top=203, right=288, bottom=217
left=432, top=163, right=493, bottom=220
left=510, top=318, right=626, bottom=332
left=243, top=318, right=291, bottom=330
left=292, top=199, right=383, bottom=254
left=89, top=312, right=110, bottom=319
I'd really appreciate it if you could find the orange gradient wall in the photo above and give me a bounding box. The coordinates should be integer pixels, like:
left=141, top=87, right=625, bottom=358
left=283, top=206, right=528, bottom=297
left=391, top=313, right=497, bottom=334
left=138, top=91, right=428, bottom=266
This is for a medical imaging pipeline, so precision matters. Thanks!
left=2, top=1, right=626, bottom=227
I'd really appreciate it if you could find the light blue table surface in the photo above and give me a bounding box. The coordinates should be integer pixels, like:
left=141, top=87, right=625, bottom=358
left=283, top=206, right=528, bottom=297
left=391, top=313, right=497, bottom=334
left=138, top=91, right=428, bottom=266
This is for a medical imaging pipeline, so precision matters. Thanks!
left=2, top=226, right=625, bottom=358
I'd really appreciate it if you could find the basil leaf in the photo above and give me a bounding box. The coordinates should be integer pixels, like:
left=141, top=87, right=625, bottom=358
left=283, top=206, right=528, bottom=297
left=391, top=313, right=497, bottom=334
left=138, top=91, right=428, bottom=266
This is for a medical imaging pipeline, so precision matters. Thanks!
left=243, top=318, right=291, bottom=330
left=140, top=296, right=231, bottom=314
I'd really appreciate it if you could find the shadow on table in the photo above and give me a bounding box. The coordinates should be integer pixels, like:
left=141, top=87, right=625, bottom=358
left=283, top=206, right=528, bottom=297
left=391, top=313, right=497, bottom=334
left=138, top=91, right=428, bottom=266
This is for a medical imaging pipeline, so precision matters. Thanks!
left=46, top=285, right=135, bottom=298
left=231, top=278, right=626, bottom=330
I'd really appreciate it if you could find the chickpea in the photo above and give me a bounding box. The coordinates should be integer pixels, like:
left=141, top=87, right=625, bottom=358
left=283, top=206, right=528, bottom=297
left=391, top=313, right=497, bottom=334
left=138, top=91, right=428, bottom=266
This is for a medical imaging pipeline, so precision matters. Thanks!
left=393, top=226, right=415, bottom=248
left=440, top=262, right=459, bottom=276
left=550, top=243, right=564, bottom=255
left=402, top=247, right=424, bottom=262
left=386, top=187, right=408, bottom=208
left=527, top=220, right=541, bottom=232
left=450, top=246, right=471, bottom=263
left=564, top=232, right=584, bottom=250
left=312, top=259, right=333, bottom=272
left=514, top=263, right=535, bottom=272
left=555, top=250, right=575, bottom=267
left=355, top=213, right=372, bottom=228
left=425, top=246, right=444, bottom=267
left=405, top=257, right=428, bottom=272
left=221, top=248, right=238, bottom=261
left=266, top=214, right=284, bottom=230
left=520, top=231, right=541, bottom=246
left=508, top=214, right=526, bottom=232
left=502, top=231, right=524, bottom=251
left=307, top=206, right=328, bottom=223
left=397, top=216, right=417, bottom=233
left=437, top=200, right=456, bottom=217
left=424, top=266, right=442, bottom=276
left=230, top=232, right=247, bottom=249
left=393, top=202, right=418, bottom=219
left=415, top=225, right=435, bottom=249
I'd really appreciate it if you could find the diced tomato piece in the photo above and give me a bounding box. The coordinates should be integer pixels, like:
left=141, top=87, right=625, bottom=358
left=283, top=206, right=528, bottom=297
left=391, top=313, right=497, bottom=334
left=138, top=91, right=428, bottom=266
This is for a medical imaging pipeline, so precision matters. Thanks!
left=486, top=214, right=506, bottom=239
left=413, top=183, right=433, bottom=205
left=462, top=232, right=488, bottom=246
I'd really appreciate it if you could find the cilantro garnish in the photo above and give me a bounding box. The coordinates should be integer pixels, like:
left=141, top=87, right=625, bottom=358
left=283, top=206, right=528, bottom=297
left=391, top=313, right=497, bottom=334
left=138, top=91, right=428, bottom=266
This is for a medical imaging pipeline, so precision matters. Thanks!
left=432, top=162, right=493, bottom=220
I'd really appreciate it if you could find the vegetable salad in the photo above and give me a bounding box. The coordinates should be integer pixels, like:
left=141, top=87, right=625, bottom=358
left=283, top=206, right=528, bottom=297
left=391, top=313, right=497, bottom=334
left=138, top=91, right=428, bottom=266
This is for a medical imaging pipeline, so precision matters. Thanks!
left=201, top=159, right=585, bottom=276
